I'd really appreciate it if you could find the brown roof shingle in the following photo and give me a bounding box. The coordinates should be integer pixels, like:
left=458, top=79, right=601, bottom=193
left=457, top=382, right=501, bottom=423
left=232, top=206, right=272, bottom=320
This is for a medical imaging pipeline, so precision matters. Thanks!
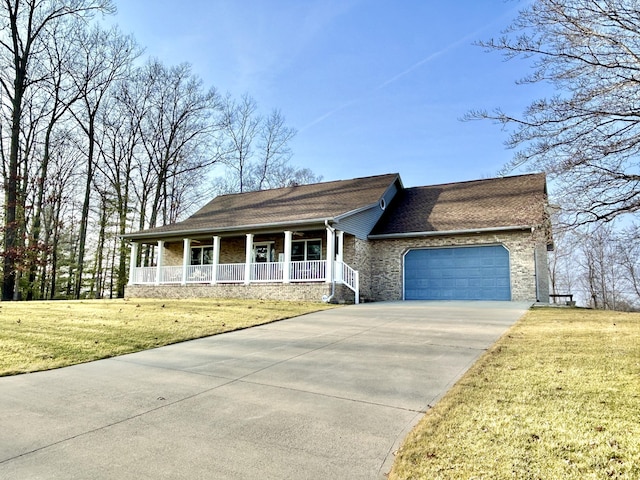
left=370, top=173, right=547, bottom=236
left=128, top=173, right=399, bottom=239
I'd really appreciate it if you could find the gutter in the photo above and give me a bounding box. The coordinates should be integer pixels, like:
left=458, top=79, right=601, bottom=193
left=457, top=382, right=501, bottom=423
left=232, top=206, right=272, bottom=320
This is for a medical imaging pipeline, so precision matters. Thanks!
left=367, top=225, right=534, bottom=240
left=122, top=217, right=334, bottom=241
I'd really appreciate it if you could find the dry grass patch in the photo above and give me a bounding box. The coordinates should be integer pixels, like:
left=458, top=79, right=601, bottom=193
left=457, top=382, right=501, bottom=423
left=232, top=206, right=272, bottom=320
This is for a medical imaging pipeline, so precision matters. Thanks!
left=0, top=298, right=336, bottom=376
left=389, top=307, right=640, bottom=480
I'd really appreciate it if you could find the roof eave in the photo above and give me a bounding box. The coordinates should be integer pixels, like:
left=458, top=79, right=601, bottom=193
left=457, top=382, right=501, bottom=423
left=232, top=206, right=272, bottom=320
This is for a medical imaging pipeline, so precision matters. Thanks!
left=122, top=217, right=334, bottom=242
left=367, top=225, right=535, bottom=240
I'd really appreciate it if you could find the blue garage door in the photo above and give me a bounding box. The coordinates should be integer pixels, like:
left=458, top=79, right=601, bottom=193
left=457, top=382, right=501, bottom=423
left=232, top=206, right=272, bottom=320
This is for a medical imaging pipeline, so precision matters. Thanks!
left=404, top=246, right=511, bottom=300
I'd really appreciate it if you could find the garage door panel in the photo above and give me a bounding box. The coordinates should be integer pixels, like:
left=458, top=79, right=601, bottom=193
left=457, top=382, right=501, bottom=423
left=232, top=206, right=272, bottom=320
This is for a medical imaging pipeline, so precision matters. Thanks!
left=404, top=246, right=511, bottom=301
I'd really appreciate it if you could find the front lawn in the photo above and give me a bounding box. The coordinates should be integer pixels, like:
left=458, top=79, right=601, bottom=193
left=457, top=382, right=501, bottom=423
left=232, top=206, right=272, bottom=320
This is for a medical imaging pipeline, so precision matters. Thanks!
left=389, top=307, right=640, bottom=479
left=0, top=298, right=336, bottom=376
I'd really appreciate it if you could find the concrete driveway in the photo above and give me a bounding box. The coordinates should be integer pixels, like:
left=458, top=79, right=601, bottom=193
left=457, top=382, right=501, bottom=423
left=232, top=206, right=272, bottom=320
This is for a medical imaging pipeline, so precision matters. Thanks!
left=0, top=301, right=530, bottom=479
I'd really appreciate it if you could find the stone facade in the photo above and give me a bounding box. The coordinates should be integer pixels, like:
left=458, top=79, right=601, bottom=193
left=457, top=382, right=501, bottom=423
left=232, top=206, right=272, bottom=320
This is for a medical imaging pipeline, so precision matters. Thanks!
left=366, top=230, right=548, bottom=302
left=126, top=282, right=354, bottom=303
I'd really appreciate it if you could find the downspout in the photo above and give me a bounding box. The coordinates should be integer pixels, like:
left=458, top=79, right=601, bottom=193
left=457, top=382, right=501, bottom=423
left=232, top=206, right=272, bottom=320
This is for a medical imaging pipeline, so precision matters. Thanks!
left=322, top=219, right=336, bottom=303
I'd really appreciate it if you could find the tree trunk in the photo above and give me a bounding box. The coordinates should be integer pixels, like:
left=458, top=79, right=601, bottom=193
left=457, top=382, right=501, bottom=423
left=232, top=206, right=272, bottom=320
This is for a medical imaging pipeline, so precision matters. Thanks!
left=26, top=120, right=56, bottom=300
left=93, top=194, right=108, bottom=299
left=3, top=74, right=24, bottom=301
left=74, top=116, right=96, bottom=299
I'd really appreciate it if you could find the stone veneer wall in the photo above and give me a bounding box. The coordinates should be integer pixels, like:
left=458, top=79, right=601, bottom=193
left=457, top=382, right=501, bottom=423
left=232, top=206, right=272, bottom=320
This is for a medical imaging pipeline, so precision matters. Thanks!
left=352, top=237, right=374, bottom=302
left=535, top=239, right=550, bottom=302
left=126, top=282, right=355, bottom=303
left=164, top=242, right=182, bottom=266
left=366, top=230, right=549, bottom=303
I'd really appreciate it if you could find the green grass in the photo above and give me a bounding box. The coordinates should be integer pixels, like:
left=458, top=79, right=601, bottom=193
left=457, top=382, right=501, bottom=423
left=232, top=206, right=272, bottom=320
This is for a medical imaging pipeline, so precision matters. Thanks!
left=0, top=298, right=336, bottom=376
left=389, top=307, right=640, bottom=480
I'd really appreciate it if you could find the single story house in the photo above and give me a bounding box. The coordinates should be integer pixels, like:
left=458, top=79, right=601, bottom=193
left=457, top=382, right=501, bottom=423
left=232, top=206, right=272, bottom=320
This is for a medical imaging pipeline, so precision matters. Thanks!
left=123, top=172, right=552, bottom=303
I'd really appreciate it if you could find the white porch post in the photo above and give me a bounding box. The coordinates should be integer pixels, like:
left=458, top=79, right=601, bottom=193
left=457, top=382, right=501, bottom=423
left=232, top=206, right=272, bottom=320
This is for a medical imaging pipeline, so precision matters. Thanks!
left=211, top=236, right=220, bottom=285
left=336, top=231, right=344, bottom=262
left=128, top=242, right=138, bottom=285
left=182, top=238, right=191, bottom=285
left=326, top=225, right=335, bottom=284
left=155, top=240, right=164, bottom=285
left=283, top=231, right=292, bottom=283
left=333, top=230, right=344, bottom=282
left=244, top=233, right=253, bottom=284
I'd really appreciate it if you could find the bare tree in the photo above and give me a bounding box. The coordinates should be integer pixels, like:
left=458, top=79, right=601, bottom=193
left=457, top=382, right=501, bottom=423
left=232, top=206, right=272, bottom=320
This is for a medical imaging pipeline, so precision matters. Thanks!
left=214, top=95, right=319, bottom=195
left=68, top=23, right=138, bottom=298
left=1, top=4, right=309, bottom=300
left=0, top=0, right=114, bottom=300
left=40, top=127, right=82, bottom=298
left=467, top=0, right=640, bottom=227
left=24, top=16, right=81, bottom=299
left=252, top=109, right=296, bottom=190
left=548, top=229, right=578, bottom=303
left=135, top=60, right=222, bottom=232
left=617, top=226, right=640, bottom=301
left=219, top=93, right=260, bottom=193
left=575, top=224, right=638, bottom=309
left=95, top=76, right=148, bottom=297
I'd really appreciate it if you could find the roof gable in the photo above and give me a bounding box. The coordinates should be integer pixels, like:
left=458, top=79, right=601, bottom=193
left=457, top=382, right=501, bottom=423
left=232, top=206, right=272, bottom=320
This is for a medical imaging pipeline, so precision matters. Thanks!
left=370, top=173, right=548, bottom=236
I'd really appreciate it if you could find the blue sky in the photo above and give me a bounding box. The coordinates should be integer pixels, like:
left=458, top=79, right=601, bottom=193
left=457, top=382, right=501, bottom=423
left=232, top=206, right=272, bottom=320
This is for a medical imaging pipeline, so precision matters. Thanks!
left=112, top=0, right=543, bottom=188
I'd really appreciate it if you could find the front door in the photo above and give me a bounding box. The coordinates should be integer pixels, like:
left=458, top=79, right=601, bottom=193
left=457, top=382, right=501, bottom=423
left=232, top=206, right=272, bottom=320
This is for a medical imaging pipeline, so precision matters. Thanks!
left=253, top=242, right=273, bottom=263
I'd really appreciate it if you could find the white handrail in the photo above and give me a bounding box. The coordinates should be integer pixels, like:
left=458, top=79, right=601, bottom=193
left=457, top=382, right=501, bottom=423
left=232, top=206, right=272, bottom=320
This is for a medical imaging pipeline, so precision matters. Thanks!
left=336, top=261, right=360, bottom=304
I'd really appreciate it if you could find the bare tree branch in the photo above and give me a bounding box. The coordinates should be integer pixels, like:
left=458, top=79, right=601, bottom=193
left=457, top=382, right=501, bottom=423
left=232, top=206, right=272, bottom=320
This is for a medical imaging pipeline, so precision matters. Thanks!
left=467, top=0, right=640, bottom=228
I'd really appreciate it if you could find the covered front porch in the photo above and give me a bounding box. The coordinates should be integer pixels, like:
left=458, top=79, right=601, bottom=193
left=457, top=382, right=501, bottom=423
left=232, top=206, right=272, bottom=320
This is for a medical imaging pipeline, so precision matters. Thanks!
left=127, top=227, right=359, bottom=303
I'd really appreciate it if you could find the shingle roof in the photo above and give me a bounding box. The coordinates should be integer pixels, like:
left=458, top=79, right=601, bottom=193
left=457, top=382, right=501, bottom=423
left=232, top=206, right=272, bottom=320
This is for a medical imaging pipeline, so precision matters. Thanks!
left=370, top=173, right=547, bottom=236
left=127, top=173, right=399, bottom=239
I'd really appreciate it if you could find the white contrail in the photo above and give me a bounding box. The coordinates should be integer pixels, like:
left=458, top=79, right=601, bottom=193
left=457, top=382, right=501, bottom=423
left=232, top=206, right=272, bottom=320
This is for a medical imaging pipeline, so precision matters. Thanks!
left=301, top=4, right=525, bottom=132
left=300, top=36, right=471, bottom=132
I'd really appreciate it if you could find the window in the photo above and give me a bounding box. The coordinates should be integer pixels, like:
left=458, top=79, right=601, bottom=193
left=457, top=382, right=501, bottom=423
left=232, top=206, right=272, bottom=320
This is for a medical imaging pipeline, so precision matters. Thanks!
left=190, top=246, right=214, bottom=265
left=292, top=239, right=321, bottom=261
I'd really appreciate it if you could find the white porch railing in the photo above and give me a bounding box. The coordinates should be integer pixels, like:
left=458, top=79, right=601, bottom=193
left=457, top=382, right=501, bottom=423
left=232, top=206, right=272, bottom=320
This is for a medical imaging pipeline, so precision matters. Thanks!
left=130, top=260, right=359, bottom=303
left=185, top=265, right=214, bottom=283
left=290, top=260, right=326, bottom=282
left=217, top=263, right=245, bottom=283
left=161, top=266, right=183, bottom=284
left=251, top=262, right=284, bottom=282
left=132, top=266, right=156, bottom=284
